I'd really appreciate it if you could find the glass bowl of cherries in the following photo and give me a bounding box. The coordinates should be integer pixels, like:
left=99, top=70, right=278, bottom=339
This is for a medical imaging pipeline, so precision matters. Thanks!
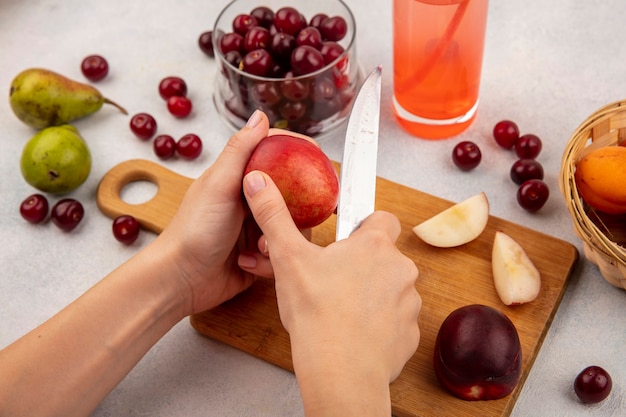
left=212, top=0, right=362, bottom=138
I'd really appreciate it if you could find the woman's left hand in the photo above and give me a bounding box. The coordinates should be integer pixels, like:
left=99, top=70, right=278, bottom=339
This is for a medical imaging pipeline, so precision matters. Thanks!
left=158, top=110, right=271, bottom=316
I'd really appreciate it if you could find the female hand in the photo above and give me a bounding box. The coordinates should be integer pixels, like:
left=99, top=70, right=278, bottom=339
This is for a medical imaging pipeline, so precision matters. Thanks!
left=241, top=169, right=422, bottom=416
left=157, top=110, right=271, bottom=316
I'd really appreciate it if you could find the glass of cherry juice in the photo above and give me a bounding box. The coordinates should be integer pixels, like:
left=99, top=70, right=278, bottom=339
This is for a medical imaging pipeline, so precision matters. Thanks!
left=392, top=0, right=489, bottom=139
left=212, top=0, right=361, bottom=138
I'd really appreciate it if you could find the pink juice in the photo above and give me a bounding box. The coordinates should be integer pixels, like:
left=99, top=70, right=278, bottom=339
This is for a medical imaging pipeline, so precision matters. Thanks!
left=393, top=0, right=488, bottom=139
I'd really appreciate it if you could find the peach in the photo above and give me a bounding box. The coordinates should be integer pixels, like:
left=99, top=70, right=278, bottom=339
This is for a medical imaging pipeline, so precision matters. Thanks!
left=574, top=146, right=626, bottom=214
left=244, top=134, right=339, bottom=229
left=412, top=192, right=490, bottom=248
left=433, top=304, right=522, bottom=401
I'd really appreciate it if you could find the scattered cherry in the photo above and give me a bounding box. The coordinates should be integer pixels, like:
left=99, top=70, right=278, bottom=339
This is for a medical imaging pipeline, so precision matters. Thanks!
left=177, top=134, right=203, bottom=159
left=153, top=135, right=177, bottom=159
left=167, top=96, right=193, bottom=118
left=20, top=194, right=49, bottom=224
left=517, top=179, right=549, bottom=212
left=51, top=199, right=84, bottom=231
left=510, top=159, right=544, bottom=185
left=452, top=141, right=482, bottom=171
left=112, top=215, right=140, bottom=245
left=158, top=76, right=187, bottom=100
left=130, top=113, right=157, bottom=140
left=198, top=31, right=215, bottom=58
left=515, top=133, right=542, bottom=159
left=493, top=120, right=520, bottom=149
left=81, top=55, right=109, bottom=81
left=574, top=365, right=612, bottom=404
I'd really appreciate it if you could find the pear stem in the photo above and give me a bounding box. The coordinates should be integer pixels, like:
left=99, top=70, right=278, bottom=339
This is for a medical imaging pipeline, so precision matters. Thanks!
left=103, top=98, right=128, bottom=115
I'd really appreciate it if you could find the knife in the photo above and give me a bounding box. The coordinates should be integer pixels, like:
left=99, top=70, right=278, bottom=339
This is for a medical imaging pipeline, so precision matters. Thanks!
left=335, top=65, right=382, bottom=241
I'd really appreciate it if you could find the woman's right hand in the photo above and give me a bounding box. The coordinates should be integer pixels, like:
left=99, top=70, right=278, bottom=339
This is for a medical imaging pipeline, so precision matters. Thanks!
left=240, top=169, right=421, bottom=416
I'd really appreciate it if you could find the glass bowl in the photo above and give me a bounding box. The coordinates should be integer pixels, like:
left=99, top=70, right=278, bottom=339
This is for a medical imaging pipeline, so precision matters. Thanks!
left=212, top=0, right=361, bottom=138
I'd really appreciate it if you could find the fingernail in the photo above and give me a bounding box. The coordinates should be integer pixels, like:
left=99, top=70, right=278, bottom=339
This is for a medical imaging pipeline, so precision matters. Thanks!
left=246, top=109, right=262, bottom=128
left=238, top=253, right=257, bottom=269
left=244, top=170, right=266, bottom=197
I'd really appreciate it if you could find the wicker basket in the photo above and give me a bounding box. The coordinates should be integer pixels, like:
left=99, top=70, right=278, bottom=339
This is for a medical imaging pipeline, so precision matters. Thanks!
left=560, top=99, right=626, bottom=290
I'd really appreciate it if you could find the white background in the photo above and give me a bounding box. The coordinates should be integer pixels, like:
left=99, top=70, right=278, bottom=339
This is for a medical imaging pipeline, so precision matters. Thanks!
left=1, top=0, right=625, bottom=416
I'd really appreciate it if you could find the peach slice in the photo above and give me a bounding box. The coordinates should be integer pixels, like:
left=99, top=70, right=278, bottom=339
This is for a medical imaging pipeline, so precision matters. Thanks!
left=412, top=192, right=489, bottom=248
left=491, top=231, right=541, bottom=305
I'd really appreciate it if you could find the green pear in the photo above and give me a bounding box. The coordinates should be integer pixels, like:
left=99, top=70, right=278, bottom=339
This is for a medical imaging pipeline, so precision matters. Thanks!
left=9, top=68, right=127, bottom=129
left=20, top=125, right=92, bottom=195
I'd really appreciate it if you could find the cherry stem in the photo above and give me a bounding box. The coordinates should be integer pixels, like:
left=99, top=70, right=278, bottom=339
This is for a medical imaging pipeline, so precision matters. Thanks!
left=104, top=98, right=128, bottom=115
left=400, top=0, right=468, bottom=90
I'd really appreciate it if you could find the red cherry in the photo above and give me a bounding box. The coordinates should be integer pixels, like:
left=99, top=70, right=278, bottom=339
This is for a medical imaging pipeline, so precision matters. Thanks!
left=270, top=32, right=297, bottom=63
left=452, top=141, right=482, bottom=171
left=493, top=120, right=520, bottom=149
left=177, top=134, right=203, bottom=159
left=280, top=71, right=310, bottom=101
left=510, top=159, right=544, bottom=185
left=517, top=179, right=549, bottom=212
left=250, top=6, right=274, bottom=28
left=296, top=26, right=323, bottom=49
left=219, top=32, right=244, bottom=55
left=51, top=199, right=84, bottom=231
left=320, top=41, right=345, bottom=66
left=20, top=194, right=49, bottom=224
left=515, top=134, right=542, bottom=159
left=81, top=55, right=109, bottom=81
left=232, top=14, right=258, bottom=36
left=574, top=365, right=612, bottom=404
left=244, top=26, right=271, bottom=52
left=273, top=7, right=307, bottom=36
left=158, top=76, right=187, bottom=100
left=112, top=215, right=140, bottom=245
left=198, top=31, right=214, bottom=57
left=309, top=13, right=329, bottom=30
left=291, top=45, right=325, bottom=75
left=241, top=49, right=274, bottom=76
left=130, top=113, right=157, bottom=140
left=319, top=16, right=348, bottom=42
left=153, top=135, right=177, bottom=159
left=167, top=96, right=193, bottom=118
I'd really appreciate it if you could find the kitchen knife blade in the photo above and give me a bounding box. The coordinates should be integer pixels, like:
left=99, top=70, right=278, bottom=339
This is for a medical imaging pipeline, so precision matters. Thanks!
left=335, top=65, right=382, bottom=241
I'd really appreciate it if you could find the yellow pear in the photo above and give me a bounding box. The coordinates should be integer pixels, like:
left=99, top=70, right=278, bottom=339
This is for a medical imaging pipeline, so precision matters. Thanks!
left=20, top=125, right=92, bottom=194
left=9, top=68, right=127, bottom=129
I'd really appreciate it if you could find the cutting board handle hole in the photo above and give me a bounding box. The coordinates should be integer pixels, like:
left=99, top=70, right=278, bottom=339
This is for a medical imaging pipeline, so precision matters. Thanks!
left=119, top=180, right=158, bottom=205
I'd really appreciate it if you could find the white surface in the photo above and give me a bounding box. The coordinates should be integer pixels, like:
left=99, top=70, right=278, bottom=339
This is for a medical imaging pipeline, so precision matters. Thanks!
left=1, top=0, right=625, bottom=416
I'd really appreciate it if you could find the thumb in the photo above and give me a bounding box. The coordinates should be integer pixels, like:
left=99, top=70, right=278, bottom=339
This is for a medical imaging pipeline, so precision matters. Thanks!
left=242, top=170, right=304, bottom=250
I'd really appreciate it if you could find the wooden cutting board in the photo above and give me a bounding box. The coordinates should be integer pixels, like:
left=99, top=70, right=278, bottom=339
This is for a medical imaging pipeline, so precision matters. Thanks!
left=97, top=159, right=579, bottom=417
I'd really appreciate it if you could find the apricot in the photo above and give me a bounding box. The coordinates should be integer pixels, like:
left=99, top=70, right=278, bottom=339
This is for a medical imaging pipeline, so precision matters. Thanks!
left=574, top=146, right=626, bottom=214
left=244, top=134, right=339, bottom=229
